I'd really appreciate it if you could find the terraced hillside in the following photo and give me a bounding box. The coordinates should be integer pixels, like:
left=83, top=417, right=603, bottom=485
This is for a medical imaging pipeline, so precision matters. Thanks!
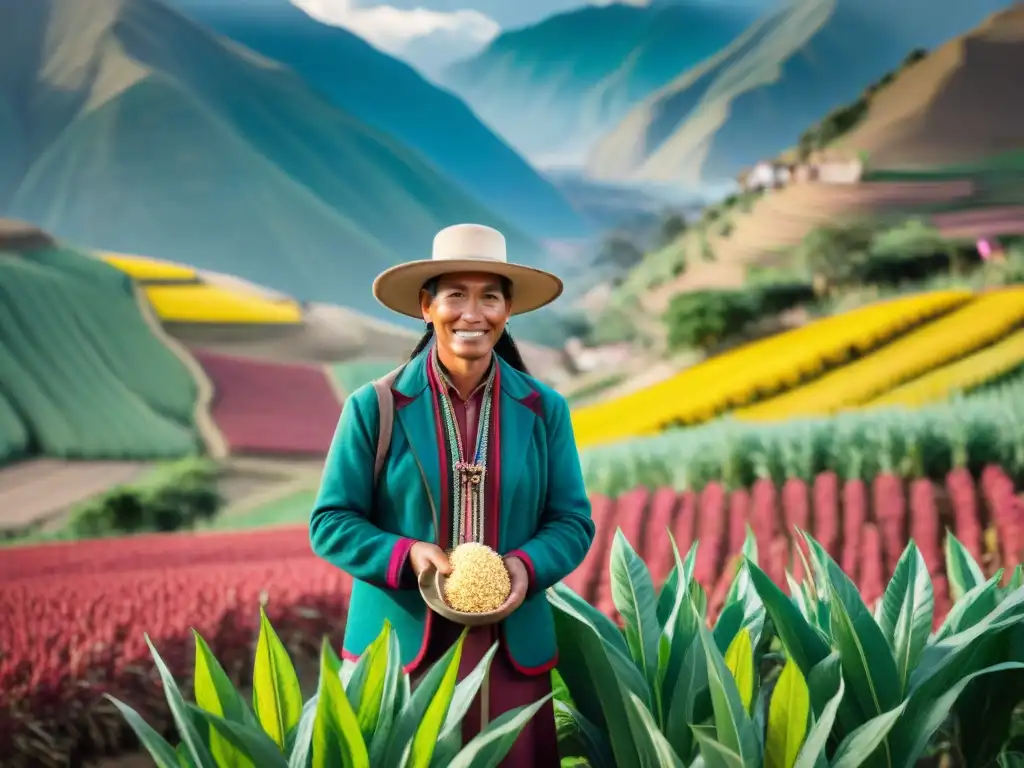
left=193, top=351, right=342, bottom=457
left=571, top=288, right=1024, bottom=448
left=0, top=245, right=200, bottom=465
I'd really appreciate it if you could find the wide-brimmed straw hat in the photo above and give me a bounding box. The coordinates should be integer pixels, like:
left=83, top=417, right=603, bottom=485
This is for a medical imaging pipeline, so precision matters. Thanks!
left=372, top=223, right=564, bottom=319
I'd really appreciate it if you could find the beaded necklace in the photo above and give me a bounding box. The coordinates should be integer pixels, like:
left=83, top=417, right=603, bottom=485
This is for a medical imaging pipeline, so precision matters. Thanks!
left=432, top=350, right=497, bottom=549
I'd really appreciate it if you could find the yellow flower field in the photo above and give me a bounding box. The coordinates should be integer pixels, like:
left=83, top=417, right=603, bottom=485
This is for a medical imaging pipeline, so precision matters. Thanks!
left=100, top=252, right=197, bottom=282
left=736, top=287, right=1024, bottom=421
left=864, top=327, right=1024, bottom=408
left=145, top=285, right=303, bottom=324
left=570, top=289, right=973, bottom=448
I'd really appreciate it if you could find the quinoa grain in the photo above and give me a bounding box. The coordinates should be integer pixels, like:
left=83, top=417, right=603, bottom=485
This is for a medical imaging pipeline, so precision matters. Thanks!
left=443, top=543, right=511, bottom=613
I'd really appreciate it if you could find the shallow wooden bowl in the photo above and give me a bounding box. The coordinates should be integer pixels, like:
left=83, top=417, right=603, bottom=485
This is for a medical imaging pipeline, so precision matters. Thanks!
left=417, top=564, right=514, bottom=627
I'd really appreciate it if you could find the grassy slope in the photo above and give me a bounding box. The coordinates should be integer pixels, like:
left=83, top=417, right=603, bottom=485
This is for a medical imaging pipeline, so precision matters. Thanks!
left=440, top=1, right=756, bottom=160
left=166, top=0, right=591, bottom=240
left=0, top=244, right=198, bottom=465
left=0, top=0, right=542, bottom=323
left=588, top=0, right=1017, bottom=184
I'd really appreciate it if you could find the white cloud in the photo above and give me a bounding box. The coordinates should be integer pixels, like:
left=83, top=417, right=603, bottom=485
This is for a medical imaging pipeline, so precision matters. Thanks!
left=291, top=0, right=499, bottom=59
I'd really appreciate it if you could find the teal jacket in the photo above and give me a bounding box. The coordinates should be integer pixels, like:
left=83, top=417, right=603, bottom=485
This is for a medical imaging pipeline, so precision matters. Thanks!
left=309, top=347, right=595, bottom=674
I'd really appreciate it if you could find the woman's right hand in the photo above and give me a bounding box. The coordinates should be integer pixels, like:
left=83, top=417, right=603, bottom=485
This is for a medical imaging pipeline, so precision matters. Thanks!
left=409, top=541, right=451, bottom=578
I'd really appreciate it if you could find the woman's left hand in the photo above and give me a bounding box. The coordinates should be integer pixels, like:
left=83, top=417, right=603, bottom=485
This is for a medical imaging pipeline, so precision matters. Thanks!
left=500, top=555, right=530, bottom=613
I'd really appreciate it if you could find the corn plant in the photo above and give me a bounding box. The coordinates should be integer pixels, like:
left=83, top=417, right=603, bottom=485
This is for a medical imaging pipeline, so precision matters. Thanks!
left=106, top=607, right=549, bottom=768
left=550, top=527, right=1024, bottom=767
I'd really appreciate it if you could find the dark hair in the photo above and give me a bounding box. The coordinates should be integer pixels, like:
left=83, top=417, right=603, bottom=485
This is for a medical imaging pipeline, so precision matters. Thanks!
left=409, top=275, right=531, bottom=374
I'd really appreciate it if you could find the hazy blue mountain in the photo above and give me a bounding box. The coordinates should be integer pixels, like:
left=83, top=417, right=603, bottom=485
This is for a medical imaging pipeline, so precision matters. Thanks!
left=587, top=0, right=1018, bottom=183
left=0, top=0, right=550, bottom=323
left=166, top=0, right=593, bottom=239
left=439, top=0, right=760, bottom=164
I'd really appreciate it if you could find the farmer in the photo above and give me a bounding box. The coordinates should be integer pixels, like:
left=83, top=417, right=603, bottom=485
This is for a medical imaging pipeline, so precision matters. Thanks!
left=309, top=223, right=595, bottom=764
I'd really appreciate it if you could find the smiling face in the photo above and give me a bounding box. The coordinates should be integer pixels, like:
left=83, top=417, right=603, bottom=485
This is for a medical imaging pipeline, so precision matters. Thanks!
left=421, top=272, right=512, bottom=363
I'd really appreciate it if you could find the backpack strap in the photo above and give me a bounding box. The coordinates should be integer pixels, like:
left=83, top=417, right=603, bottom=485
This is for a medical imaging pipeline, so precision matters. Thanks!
left=371, top=364, right=406, bottom=487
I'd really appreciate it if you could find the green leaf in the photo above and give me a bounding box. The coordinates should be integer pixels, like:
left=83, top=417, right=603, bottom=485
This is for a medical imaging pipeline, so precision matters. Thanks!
left=659, top=577, right=702, bottom=724
left=690, top=725, right=745, bottom=768
left=368, top=629, right=404, bottom=765
left=764, top=660, right=809, bottom=768
left=713, top=602, right=745, bottom=655
left=725, top=529, right=759, bottom=608
left=829, top=700, right=908, bottom=768
left=553, top=701, right=615, bottom=768
left=344, top=622, right=392, bottom=747
left=663, top=634, right=708, bottom=763
left=382, top=630, right=465, bottom=768
left=286, top=697, right=318, bottom=768
left=657, top=538, right=698, bottom=627
left=945, top=532, right=985, bottom=602
left=253, top=606, right=303, bottom=751
left=193, top=631, right=257, bottom=767
left=187, top=705, right=288, bottom=768
left=700, top=626, right=760, bottom=763
left=610, top=529, right=662, bottom=694
left=792, top=676, right=845, bottom=768
left=877, top=542, right=933, bottom=695
left=933, top=571, right=1002, bottom=642
left=622, top=692, right=686, bottom=767
left=407, top=631, right=463, bottom=768
left=550, top=582, right=630, bottom=657
left=144, top=635, right=217, bottom=767
left=893, top=662, right=1024, bottom=767
left=312, top=638, right=370, bottom=768
left=746, top=562, right=830, bottom=677
left=723, top=628, right=754, bottom=715
left=432, top=643, right=501, bottom=767
left=106, top=695, right=182, bottom=768
left=446, top=695, right=553, bottom=768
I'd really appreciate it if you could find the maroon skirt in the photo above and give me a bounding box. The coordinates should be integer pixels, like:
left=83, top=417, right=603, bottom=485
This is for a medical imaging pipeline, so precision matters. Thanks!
left=412, top=616, right=560, bottom=767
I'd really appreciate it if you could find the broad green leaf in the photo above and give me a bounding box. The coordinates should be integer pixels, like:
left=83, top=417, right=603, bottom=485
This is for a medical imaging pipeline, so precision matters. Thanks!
left=656, top=537, right=698, bottom=627
left=933, top=571, right=1002, bottom=642
left=105, top=695, right=181, bottom=768
left=407, top=631, right=463, bottom=768
left=746, top=562, right=830, bottom=677
left=187, top=705, right=287, bottom=768
left=345, top=622, right=391, bottom=746
left=610, top=529, right=662, bottom=695
left=253, top=607, right=303, bottom=751
left=822, top=555, right=901, bottom=723
left=663, top=634, right=708, bottom=762
left=829, top=700, right=908, bottom=768
left=659, top=543, right=703, bottom=722
left=193, top=631, right=256, bottom=768
left=764, top=660, right=809, bottom=768
left=877, top=543, right=933, bottom=695
left=893, top=662, right=1024, bottom=768
left=792, top=676, right=845, bottom=768
left=312, top=639, right=369, bottom=768
left=622, top=691, right=686, bottom=768
left=432, top=643, right=500, bottom=767
left=550, top=603, right=645, bottom=768
left=177, top=743, right=197, bottom=768
left=368, top=630, right=404, bottom=765
left=381, top=631, right=465, bottom=768
left=713, top=602, right=745, bottom=655
left=144, top=635, right=217, bottom=767
left=287, top=697, right=318, bottom=768
left=690, top=725, right=745, bottom=768
left=446, top=695, right=553, bottom=768
left=550, top=582, right=630, bottom=657
left=725, top=528, right=759, bottom=608
left=553, top=701, right=615, bottom=768
left=945, top=532, right=985, bottom=602
left=700, top=626, right=760, bottom=762
left=723, top=629, right=754, bottom=714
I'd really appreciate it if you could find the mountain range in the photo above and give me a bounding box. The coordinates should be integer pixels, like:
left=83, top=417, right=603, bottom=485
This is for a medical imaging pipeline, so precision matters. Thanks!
left=439, top=0, right=761, bottom=165
left=0, top=0, right=579, bottom=324
left=585, top=0, right=1018, bottom=183
left=165, top=0, right=593, bottom=239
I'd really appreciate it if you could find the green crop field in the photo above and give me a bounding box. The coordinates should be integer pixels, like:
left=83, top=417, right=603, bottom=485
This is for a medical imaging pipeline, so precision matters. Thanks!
left=0, top=246, right=200, bottom=464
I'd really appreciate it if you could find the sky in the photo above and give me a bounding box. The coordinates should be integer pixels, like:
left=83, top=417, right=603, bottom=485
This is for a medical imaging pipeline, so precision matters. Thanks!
left=290, top=0, right=664, bottom=74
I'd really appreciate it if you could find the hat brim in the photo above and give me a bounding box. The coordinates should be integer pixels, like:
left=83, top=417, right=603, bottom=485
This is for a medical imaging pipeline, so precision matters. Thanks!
left=372, top=257, right=564, bottom=319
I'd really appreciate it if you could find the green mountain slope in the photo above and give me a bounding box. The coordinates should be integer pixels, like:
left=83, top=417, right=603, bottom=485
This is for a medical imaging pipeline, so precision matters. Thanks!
left=587, top=0, right=1017, bottom=184
left=439, top=0, right=758, bottom=164
left=0, top=230, right=198, bottom=465
left=0, top=0, right=546, bottom=322
left=166, top=0, right=592, bottom=239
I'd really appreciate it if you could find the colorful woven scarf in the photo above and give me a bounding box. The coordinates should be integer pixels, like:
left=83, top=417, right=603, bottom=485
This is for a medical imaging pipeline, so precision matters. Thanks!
left=431, top=349, right=497, bottom=549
